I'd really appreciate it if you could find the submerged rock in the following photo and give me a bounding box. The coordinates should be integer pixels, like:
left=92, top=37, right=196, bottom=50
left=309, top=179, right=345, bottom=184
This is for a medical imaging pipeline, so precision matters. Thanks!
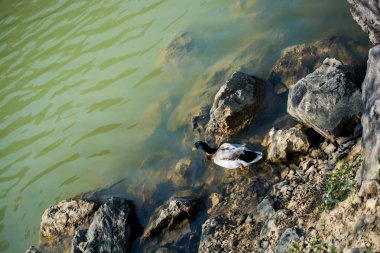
left=162, top=32, right=196, bottom=65
left=40, top=199, right=98, bottom=241
left=167, top=157, right=192, bottom=187
left=268, top=36, right=368, bottom=88
left=206, top=71, right=265, bottom=142
left=357, top=45, right=380, bottom=183
left=287, top=58, right=362, bottom=140
left=71, top=197, right=141, bottom=253
left=347, top=0, right=380, bottom=45
left=142, top=192, right=200, bottom=241
left=263, top=127, right=310, bottom=162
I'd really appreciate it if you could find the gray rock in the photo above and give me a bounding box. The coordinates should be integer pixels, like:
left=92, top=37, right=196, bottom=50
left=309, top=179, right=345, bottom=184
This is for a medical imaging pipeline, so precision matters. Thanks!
left=71, top=197, right=141, bottom=253
left=40, top=199, right=98, bottom=240
left=275, top=228, right=301, bottom=253
left=206, top=71, right=265, bottom=141
left=25, top=246, right=42, bottom=253
left=263, top=127, right=310, bottom=162
left=357, top=45, right=380, bottom=183
left=142, top=193, right=199, bottom=241
left=347, top=0, right=380, bottom=45
left=198, top=218, right=220, bottom=252
left=269, top=36, right=368, bottom=87
left=287, top=58, right=362, bottom=140
left=257, top=197, right=275, bottom=219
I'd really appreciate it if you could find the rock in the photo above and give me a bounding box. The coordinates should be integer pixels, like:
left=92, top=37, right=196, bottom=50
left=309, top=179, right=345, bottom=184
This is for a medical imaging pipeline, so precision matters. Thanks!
left=275, top=228, right=301, bottom=253
left=263, top=127, right=310, bottom=162
left=25, top=246, right=42, bottom=253
left=310, top=149, right=322, bottom=159
left=357, top=45, right=380, bottom=183
left=206, top=71, right=265, bottom=141
left=366, top=198, right=377, bottom=211
left=268, top=36, right=368, bottom=88
left=168, top=158, right=192, bottom=187
left=358, top=180, right=379, bottom=197
left=256, top=197, right=275, bottom=219
left=208, top=193, right=222, bottom=213
left=162, top=32, right=195, bottom=64
left=142, top=193, right=199, bottom=241
left=40, top=199, right=98, bottom=241
left=71, top=197, right=141, bottom=253
left=323, top=143, right=337, bottom=155
left=287, top=58, right=362, bottom=140
left=198, top=218, right=220, bottom=252
left=343, top=248, right=360, bottom=253
left=347, top=0, right=380, bottom=45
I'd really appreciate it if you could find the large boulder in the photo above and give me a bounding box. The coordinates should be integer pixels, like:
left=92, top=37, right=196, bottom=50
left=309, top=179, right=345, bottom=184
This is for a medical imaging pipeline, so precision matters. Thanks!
left=206, top=71, right=265, bottom=141
left=40, top=199, right=98, bottom=242
left=287, top=58, right=362, bottom=140
left=347, top=0, right=380, bottom=45
left=263, top=127, right=310, bottom=162
left=71, top=197, right=141, bottom=253
left=141, top=192, right=200, bottom=241
left=268, top=36, right=368, bottom=88
left=357, top=45, right=380, bottom=183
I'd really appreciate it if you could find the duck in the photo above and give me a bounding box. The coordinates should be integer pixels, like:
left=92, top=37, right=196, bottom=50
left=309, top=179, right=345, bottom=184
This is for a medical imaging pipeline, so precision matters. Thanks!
left=192, top=141, right=263, bottom=170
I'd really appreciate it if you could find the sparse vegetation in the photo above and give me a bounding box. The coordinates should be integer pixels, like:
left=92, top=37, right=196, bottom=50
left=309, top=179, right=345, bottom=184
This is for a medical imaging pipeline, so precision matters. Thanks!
left=323, top=157, right=362, bottom=209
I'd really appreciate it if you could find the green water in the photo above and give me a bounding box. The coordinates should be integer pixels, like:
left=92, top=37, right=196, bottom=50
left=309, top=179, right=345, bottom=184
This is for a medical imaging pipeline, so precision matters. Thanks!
left=0, top=0, right=367, bottom=252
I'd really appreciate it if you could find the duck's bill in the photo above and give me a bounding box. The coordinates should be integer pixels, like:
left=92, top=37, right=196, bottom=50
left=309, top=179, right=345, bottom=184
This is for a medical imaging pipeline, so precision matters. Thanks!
left=192, top=146, right=197, bottom=151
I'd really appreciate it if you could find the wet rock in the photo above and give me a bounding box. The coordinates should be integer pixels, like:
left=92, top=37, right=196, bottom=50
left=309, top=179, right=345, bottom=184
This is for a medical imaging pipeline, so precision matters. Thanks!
left=142, top=192, right=199, bottom=241
left=357, top=45, right=380, bottom=183
left=263, top=127, right=310, bottom=162
left=206, top=71, right=265, bottom=142
left=347, top=0, right=380, bottom=45
left=40, top=199, right=98, bottom=241
left=25, top=246, right=42, bottom=253
left=287, top=58, right=362, bottom=140
left=71, top=197, right=141, bottom=253
left=162, top=32, right=196, bottom=64
left=275, top=228, right=302, bottom=253
left=168, top=158, right=192, bottom=187
left=268, top=36, right=368, bottom=88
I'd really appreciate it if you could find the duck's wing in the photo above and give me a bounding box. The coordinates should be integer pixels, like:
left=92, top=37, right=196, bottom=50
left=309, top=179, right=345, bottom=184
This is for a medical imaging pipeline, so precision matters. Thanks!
left=238, top=148, right=262, bottom=163
left=215, top=143, right=245, bottom=160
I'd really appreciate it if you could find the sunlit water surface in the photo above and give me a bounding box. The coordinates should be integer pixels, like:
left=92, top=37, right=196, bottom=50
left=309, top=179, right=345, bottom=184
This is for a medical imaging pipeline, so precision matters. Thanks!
left=0, top=0, right=367, bottom=252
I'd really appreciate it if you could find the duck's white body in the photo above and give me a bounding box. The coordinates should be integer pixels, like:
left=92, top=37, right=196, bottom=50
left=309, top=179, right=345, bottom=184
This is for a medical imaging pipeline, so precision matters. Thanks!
left=212, top=143, right=263, bottom=169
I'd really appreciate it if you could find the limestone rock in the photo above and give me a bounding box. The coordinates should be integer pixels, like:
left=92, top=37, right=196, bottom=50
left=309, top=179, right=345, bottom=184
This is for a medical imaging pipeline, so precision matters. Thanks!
left=347, top=0, right=380, bottom=45
left=256, top=197, right=275, bottom=220
left=357, top=45, right=380, bottom=182
left=287, top=58, right=362, bottom=140
left=268, top=36, right=368, bottom=88
left=40, top=199, right=98, bottom=241
left=206, top=71, right=265, bottom=141
left=142, top=193, right=199, bottom=241
left=263, top=127, right=310, bottom=162
left=71, top=197, right=141, bottom=253
left=25, top=246, right=42, bottom=253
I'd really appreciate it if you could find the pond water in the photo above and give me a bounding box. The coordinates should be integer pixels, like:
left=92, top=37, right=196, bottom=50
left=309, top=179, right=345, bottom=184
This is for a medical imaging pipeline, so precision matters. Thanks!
left=0, top=0, right=368, bottom=252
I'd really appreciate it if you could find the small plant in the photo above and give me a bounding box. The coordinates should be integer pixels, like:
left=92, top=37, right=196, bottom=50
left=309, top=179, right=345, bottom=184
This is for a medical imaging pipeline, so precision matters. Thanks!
left=364, top=248, right=373, bottom=253
left=288, top=241, right=302, bottom=253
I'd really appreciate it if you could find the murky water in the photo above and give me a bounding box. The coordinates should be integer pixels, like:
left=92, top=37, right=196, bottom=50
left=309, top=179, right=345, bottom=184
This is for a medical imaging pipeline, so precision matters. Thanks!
left=0, top=0, right=368, bottom=252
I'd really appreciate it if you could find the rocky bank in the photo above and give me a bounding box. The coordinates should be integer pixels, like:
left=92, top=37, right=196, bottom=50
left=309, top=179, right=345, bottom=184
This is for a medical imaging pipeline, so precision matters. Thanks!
left=26, top=2, right=380, bottom=253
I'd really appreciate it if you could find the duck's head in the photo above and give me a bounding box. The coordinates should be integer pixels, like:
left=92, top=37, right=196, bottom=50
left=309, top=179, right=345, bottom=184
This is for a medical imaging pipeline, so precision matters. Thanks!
left=192, top=141, right=216, bottom=154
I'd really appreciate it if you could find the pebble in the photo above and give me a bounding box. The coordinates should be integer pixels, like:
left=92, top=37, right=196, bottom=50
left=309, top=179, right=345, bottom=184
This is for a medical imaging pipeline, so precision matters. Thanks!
left=365, top=198, right=377, bottom=211
left=323, top=143, right=336, bottom=155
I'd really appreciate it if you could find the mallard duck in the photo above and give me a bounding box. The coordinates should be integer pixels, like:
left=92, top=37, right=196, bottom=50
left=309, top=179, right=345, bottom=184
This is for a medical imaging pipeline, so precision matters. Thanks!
left=192, top=141, right=263, bottom=170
